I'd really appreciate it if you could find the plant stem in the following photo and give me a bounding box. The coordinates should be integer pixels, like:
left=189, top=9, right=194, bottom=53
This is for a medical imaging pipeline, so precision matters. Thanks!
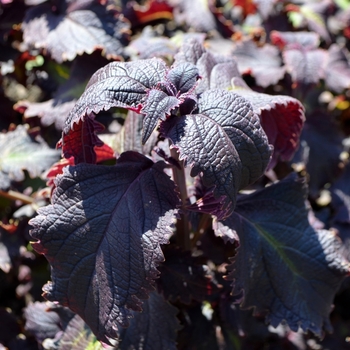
left=170, top=145, right=191, bottom=250
left=0, top=189, right=34, bottom=204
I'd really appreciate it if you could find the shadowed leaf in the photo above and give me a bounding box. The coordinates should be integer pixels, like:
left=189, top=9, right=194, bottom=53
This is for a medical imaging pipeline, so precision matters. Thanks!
left=29, top=152, right=180, bottom=345
left=157, top=247, right=218, bottom=303
left=222, top=174, right=350, bottom=335
left=118, top=292, right=180, bottom=350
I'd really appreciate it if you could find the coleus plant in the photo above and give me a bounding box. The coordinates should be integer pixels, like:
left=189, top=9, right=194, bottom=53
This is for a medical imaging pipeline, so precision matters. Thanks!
left=29, top=39, right=350, bottom=348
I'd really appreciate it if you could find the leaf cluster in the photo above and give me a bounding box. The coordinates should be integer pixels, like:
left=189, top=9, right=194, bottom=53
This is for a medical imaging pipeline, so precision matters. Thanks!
left=1, top=0, right=350, bottom=349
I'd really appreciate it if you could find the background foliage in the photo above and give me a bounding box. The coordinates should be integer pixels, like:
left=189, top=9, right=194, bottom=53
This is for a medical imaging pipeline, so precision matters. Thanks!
left=1, top=0, right=350, bottom=349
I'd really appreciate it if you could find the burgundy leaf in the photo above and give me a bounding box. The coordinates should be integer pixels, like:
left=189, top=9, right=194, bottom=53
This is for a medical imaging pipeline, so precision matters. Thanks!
left=29, top=151, right=180, bottom=345
left=161, top=89, right=272, bottom=216
left=223, top=174, right=350, bottom=335
left=0, top=125, right=60, bottom=190
left=22, top=0, right=129, bottom=62
left=117, top=292, right=180, bottom=350
left=61, top=116, right=104, bottom=164
left=231, top=87, right=305, bottom=168
left=231, top=40, right=285, bottom=87
left=157, top=247, right=218, bottom=303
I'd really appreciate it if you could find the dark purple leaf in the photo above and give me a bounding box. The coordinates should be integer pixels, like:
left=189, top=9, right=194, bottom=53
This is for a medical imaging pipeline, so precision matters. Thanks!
left=22, top=0, right=129, bottom=62
left=141, top=89, right=180, bottom=144
left=161, top=89, right=272, bottom=216
left=157, top=247, right=218, bottom=303
left=331, top=162, right=350, bottom=225
left=174, top=38, right=240, bottom=93
left=29, top=151, right=180, bottom=345
left=324, top=44, right=350, bottom=93
left=0, top=125, right=60, bottom=190
left=24, top=302, right=61, bottom=343
left=294, top=111, right=345, bottom=198
left=140, top=62, right=199, bottom=143
left=166, top=62, right=199, bottom=94
left=222, top=173, right=350, bottom=335
left=283, top=46, right=327, bottom=85
left=63, top=58, right=167, bottom=162
left=231, top=40, right=285, bottom=87
left=118, top=291, right=180, bottom=350
left=186, top=188, right=229, bottom=221
left=231, top=87, right=305, bottom=168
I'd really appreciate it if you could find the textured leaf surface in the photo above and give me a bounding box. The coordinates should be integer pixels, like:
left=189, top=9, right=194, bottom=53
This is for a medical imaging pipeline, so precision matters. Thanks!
left=157, top=247, right=217, bottom=303
left=65, top=58, right=167, bottom=133
left=222, top=174, right=350, bottom=335
left=63, top=58, right=167, bottom=162
left=232, top=88, right=305, bottom=168
left=29, top=152, right=180, bottom=344
left=0, top=125, right=60, bottom=190
left=141, top=90, right=180, bottom=144
left=22, top=0, right=129, bottom=62
left=161, top=89, right=271, bottom=215
left=174, top=38, right=240, bottom=93
left=118, top=292, right=180, bottom=350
